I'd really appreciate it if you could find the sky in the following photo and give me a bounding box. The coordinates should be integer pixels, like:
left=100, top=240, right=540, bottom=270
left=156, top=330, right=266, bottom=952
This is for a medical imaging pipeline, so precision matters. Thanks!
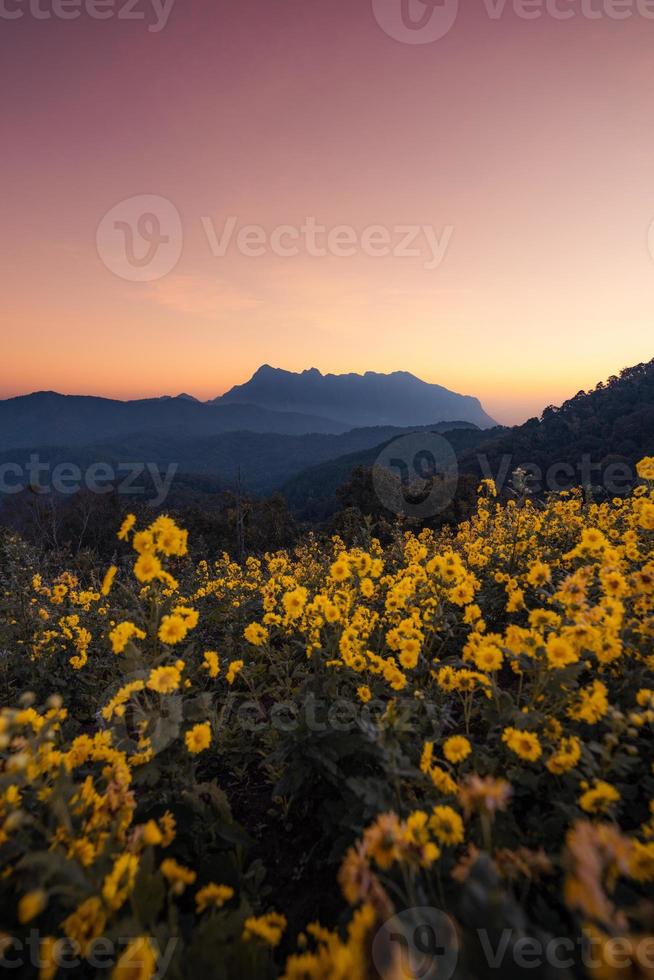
left=2, top=0, right=654, bottom=424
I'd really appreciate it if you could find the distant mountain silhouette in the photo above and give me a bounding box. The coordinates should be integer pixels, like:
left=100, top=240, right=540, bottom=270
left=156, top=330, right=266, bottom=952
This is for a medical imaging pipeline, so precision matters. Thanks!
left=217, top=366, right=497, bottom=429
left=0, top=368, right=496, bottom=452
left=0, top=391, right=349, bottom=450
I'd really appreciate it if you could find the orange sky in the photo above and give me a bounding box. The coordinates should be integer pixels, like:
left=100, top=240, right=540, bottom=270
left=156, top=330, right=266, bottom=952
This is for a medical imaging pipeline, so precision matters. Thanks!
left=2, top=0, right=654, bottom=424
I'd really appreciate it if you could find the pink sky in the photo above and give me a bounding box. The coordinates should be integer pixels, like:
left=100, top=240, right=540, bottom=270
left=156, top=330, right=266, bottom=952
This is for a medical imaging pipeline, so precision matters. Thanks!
left=2, top=0, right=653, bottom=423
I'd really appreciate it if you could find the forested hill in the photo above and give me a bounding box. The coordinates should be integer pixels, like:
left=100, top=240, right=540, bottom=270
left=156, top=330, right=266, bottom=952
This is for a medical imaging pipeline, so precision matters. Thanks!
left=457, top=358, right=654, bottom=485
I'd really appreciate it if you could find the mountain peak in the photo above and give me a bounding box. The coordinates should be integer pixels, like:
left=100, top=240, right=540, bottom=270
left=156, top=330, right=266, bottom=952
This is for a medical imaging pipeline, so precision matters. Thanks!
left=219, top=366, right=496, bottom=429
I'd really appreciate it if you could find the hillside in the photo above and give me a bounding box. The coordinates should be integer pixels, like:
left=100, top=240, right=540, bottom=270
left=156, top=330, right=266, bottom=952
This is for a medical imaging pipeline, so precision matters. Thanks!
left=282, top=425, right=493, bottom=518
left=456, top=358, right=654, bottom=489
left=0, top=421, right=480, bottom=500
left=218, top=365, right=497, bottom=429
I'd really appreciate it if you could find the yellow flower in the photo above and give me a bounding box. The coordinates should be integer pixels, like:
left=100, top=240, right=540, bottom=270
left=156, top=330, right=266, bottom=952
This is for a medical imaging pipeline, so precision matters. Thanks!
left=158, top=614, right=188, bottom=645
left=428, top=765, right=458, bottom=796
left=636, top=689, right=654, bottom=709
left=102, top=854, right=139, bottom=911
left=112, top=937, right=157, bottom=980
left=39, top=937, right=60, bottom=980
left=226, top=660, right=244, bottom=685
left=546, top=736, right=581, bottom=775
left=18, top=889, right=47, bottom=924
left=117, top=514, right=136, bottom=541
left=160, top=857, right=197, bottom=891
left=155, top=521, right=188, bottom=556
left=202, top=651, right=220, bottom=678
left=109, top=621, right=146, bottom=655
left=195, top=882, right=235, bottom=912
left=363, top=812, right=403, bottom=869
left=282, top=586, right=308, bottom=619
left=473, top=644, right=503, bottom=672
left=5, top=785, right=21, bottom=806
left=398, top=638, right=421, bottom=670
left=357, top=686, right=372, bottom=704
left=101, top=565, right=118, bottom=596
left=142, top=820, right=163, bottom=846
left=526, top=561, right=551, bottom=587
left=330, top=558, right=351, bottom=582
left=132, top=530, right=155, bottom=554
left=443, top=735, right=472, bottom=764
left=579, top=780, right=620, bottom=814
left=134, top=552, right=164, bottom=583
left=244, top=623, right=268, bottom=647
left=173, top=605, right=199, bottom=629
left=420, top=741, right=434, bottom=774
left=62, top=896, right=106, bottom=956
left=636, top=457, right=654, bottom=481
left=502, top=727, right=542, bottom=762
left=159, top=811, right=176, bottom=847
left=185, top=722, right=211, bottom=754
left=429, top=806, right=465, bottom=846
left=545, top=635, right=578, bottom=670
left=568, top=680, right=609, bottom=725
left=243, top=913, right=287, bottom=947
left=146, top=665, right=182, bottom=694
left=629, top=840, right=654, bottom=882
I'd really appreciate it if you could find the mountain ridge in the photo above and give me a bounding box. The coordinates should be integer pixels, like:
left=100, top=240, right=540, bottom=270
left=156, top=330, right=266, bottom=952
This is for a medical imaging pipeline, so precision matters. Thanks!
left=0, top=367, right=496, bottom=450
left=217, top=365, right=497, bottom=429
left=0, top=391, right=349, bottom=450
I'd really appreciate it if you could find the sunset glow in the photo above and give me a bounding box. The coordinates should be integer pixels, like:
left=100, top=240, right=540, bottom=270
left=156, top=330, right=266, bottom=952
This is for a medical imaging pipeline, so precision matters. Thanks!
left=2, top=0, right=654, bottom=422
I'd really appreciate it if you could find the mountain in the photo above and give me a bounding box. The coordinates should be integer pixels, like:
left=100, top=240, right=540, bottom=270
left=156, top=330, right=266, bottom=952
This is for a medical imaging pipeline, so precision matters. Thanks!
left=283, top=358, right=654, bottom=520
left=217, top=366, right=497, bottom=429
left=0, top=392, right=349, bottom=450
left=0, top=368, right=495, bottom=452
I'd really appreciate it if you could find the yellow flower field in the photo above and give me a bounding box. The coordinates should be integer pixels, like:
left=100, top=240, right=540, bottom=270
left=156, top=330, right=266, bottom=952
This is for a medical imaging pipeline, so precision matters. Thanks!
left=1, top=461, right=653, bottom=978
